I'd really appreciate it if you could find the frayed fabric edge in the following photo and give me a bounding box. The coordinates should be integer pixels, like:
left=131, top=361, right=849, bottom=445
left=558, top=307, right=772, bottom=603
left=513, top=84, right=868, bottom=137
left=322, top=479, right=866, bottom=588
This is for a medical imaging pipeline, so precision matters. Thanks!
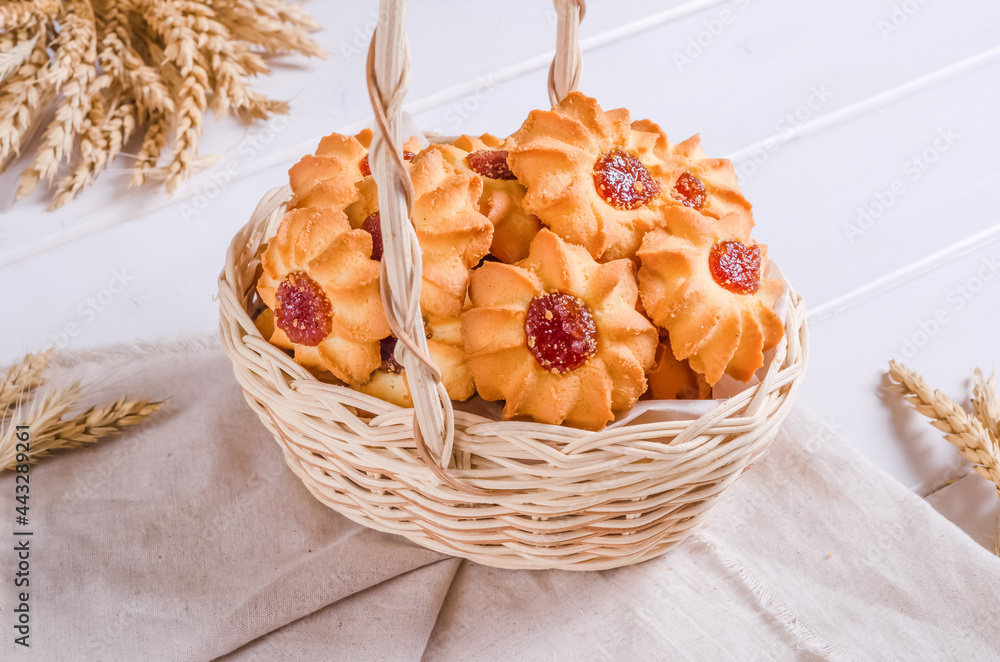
left=692, top=530, right=857, bottom=662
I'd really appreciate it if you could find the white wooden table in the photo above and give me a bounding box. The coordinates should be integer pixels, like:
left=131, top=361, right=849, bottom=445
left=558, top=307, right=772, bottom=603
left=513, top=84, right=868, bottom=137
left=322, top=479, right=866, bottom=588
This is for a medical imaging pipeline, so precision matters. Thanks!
left=1, top=0, right=998, bottom=549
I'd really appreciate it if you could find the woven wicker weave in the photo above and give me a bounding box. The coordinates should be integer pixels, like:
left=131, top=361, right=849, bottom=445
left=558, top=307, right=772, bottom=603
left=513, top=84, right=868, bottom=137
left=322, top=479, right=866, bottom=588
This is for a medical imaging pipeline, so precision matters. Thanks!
left=217, top=0, right=809, bottom=570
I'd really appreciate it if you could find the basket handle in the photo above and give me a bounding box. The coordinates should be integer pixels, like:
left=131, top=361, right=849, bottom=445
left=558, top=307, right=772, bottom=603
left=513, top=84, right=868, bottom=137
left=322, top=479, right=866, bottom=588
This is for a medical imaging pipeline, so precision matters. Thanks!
left=365, top=0, right=586, bottom=482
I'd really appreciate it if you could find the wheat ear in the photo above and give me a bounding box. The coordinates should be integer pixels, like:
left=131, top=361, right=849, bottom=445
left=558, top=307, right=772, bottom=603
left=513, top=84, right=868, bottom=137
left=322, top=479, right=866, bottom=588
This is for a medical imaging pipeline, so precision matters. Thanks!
left=888, top=361, right=1000, bottom=486
left=129, top=113, right=169, bottom=188
left=157, top=1, right=273, bottom=120
left=98, top=0, right=173, bottom=116
left=52, top=93, right=138, bottom=209
left=0, top=394, right=162, bottom=471
left=0, top=28, right=40, bottom=83
left=139, top=0, right=211, bottom=194
left=211, top=0, right=326, bottom=57
left=971, top=369, right=1000, bottom=442
left=0, top=350, right=54, bottom=419
left=7, top=0, right=321, bottom=204
left=0, top=24, right=54, bottom=169
left=16, top=0, right=98, bottom=200
left=0, top=2, right=42, bottom=32
left=0, top=381, right=84, bottom=470
left=250, top=0, right=321, bottom=32
left=888, top=361, right=1000, bottom=555
left=0, top=0, right=59, bottom=30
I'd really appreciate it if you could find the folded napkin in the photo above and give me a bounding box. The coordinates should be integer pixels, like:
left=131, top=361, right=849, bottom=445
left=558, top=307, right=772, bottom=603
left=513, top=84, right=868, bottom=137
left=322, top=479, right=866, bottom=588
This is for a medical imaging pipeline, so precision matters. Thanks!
left=1, top=340, right=997, bottom=661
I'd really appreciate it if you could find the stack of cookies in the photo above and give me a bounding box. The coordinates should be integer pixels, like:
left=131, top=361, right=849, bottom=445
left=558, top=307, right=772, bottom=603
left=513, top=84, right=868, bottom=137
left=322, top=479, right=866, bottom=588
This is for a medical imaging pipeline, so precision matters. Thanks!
left=255, top=93, right=783, bottom=430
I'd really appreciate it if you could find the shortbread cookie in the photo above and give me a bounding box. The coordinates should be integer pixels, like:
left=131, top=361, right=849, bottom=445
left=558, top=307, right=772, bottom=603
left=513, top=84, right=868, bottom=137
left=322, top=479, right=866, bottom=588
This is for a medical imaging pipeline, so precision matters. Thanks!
left=646, top=335, right=712, bottom=400
left=434, top=134, right=542, bottom=263
left=346, top=147, right=493, bottom=318
left=508, top=92, right=674, bottom=261
left=631, top=119, right=751, bottom=220
left=355, top=315, right=475, bottom=407
left=287, top=128, right=421, bottom=211
left=257, top=206, right=390, bottom=383
left=253, top=307, right=275, bottom=341
left=637, top=205, right=783, bottom=385
left=462, top=229, right=657, bottom=430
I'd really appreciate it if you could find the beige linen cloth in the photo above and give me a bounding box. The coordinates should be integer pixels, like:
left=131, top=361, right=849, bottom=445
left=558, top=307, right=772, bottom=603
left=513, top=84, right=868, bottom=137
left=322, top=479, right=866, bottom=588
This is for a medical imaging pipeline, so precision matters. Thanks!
left=1, top=339, right=998, bottom=661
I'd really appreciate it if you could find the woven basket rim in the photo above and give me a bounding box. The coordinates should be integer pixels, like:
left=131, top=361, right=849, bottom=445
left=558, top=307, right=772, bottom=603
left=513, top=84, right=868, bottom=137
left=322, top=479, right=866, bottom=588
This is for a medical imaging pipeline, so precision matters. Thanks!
left=218, top=183, right=809, bottom=455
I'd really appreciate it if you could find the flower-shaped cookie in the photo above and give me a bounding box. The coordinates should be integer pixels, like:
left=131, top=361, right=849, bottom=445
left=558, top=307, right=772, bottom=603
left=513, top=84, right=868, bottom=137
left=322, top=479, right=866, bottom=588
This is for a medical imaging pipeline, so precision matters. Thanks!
left=632, top=119, right=751, bottom=220
left=287, top=128, right=421, bottom=211
left=434, top=134, right=542, bottom=263
left=346, top=146, right=494, bottom=318
left=462, top=229, right=657, bottom=430
left=507, top=92, right=673, bottom=261
left=637, top=205, right=784, bottom=385
left=646, top=334, right=712, bottom=400
left=355, top=315, right=475, bottom=407
left=257, top=206, right=390, bottom=383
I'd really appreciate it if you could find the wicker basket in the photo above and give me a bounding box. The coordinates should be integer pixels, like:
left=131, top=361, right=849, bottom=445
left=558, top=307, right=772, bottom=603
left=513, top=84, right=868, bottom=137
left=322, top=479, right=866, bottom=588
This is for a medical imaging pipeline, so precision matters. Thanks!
left=217, top=0, right=809, bottom=571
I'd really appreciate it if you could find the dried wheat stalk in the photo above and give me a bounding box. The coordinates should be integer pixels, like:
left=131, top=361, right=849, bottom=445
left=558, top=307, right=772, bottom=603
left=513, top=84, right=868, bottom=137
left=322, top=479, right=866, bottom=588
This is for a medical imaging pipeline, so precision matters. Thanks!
left=130, top=113, right=170, bottom=187
left=17, top=0, right=99, bottom=200
left=213, top=0, right=325, bottom=57
left=139, top=0, right=212, bottom=193
left=972, top=368, right=1000, bottom=442
left=53, top=92, right=139, bottom=207
left=0, top=30, right=38, bottom=82
left=0, top=350, right=162, bottom=471
left=0, top=396, right=162, bottom=470
left=1, top=0, right=324, bottom=208
left=97, top=0, right=173, bottom=117
left=0, top=350, right=53, bottom=419
left=0, top=2, right=44, bottom=32
left=243, top=0, right=320, bottom=32
left=0, top=23, right=55, bottom=169
left=888, top=361, right=1000, bottom=555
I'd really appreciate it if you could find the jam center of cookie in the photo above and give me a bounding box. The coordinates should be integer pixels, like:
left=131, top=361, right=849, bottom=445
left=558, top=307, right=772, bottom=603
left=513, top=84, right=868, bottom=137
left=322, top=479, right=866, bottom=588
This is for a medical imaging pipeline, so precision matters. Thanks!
left=525, top=293, right=598, bottom=373
left=360, top=150, right=415, bottom=178
left=593, top=150, right=660, bottom=210
left=362, top=212, right=383, bottom=261
left=275, top=271, right=332, bottom=345
left=709, top=241, right=761, bottom=295
left=673, top=172, right=706, bottom=210
left=466, top=150, right=516, bottom=180
left=379, top=336, right=403, bottom=374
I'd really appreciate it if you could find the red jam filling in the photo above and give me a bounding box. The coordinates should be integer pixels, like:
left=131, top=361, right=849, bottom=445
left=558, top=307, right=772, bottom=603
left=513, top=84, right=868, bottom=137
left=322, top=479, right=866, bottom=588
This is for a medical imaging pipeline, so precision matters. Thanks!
left=362, top=212, right=383, bottom=261
left=379, top=336, right=403, bottom=374
left=593, top=150, right=660, bottom=210
left=524, top=293, right=598, bottom=373
left=709, top=241, right=761, bottom=295
left=466, top=150, right=516, bottom=180
left=275, top=272, right=332, bottom=345
left=360, top=150, right=415, bottom=178
left=673, top=172, right=706, bottom=210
